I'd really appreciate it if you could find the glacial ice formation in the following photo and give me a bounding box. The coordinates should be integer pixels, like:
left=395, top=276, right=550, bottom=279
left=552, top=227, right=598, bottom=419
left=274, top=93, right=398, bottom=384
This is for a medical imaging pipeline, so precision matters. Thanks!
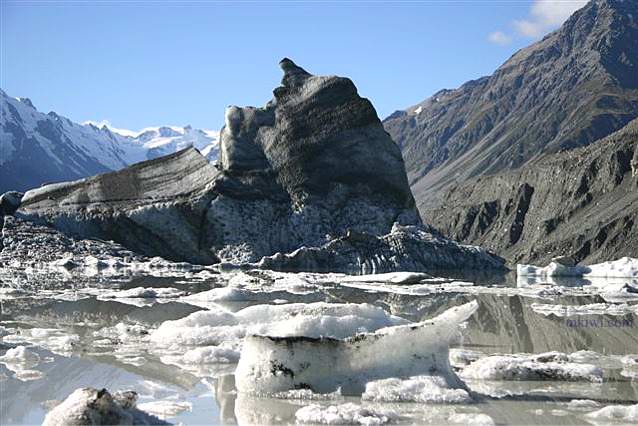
left=459, top=352, right=603, bottom=382
left=295, top=403, right=398, bottom=425
left=150, top=302, right=408, bottom=350
left=585, top=403, right=638, bottom=422
left=234, top=301, right=478, bottom=395
left=518, top=257, right=638, bottom=279
left=362, top=375, right=473, bottom=403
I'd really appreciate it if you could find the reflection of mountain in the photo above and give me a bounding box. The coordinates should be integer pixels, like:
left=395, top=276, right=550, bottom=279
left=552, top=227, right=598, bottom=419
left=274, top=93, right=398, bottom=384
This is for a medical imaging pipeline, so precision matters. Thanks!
left=390, top=292, right=638, bottom=355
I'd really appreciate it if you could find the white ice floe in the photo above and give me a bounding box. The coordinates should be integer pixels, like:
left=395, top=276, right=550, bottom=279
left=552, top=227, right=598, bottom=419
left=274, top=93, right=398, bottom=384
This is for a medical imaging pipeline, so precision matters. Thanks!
left=585, top=403, right=638, bottom=422
left=531, top=302, right=638, bottom=317
left=151, top=302, right=408, bottom=349
left=295, top=403, right=398, bottom=425
left=447, top=413, right=495, bottom=426
left=42, top=388, right=169, bottom=426
left=235, top=301, right=478, bottom=395
left=518, top=257, right=638, bottom=279
left=449, top=348, right=484, bottom=369
left=460, top=352, right=603, bottom=382
left=136, top=400, right=192, bottom=420
left=567, top=399, right=601, bottom=410
left=161, top=344, right=239, bottom=365
left=0, top=346, right=44, bottom=382
left=341, top=272, right=430, bottom=285
left=0, top=346, right=40, bottom=364
left=362, top=375, right=472, bottom=404
left=98, top=287, right=186, bottom=299
left=3, top=328, right=79, bottom=355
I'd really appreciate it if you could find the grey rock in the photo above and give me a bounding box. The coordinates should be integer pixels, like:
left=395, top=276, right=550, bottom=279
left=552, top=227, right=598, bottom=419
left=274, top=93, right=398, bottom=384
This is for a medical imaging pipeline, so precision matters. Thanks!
left=254, top=223, right=505, bottom=274
left=427, top=118, right=638, bottom=266
left=0, top=191, right=23, bottom=216
left=0, top=216, right=149, bottom=266
left=10, top=59, right=503, bottom=272
left=384, top=0, right=638, bottom=213
left=42, top=387, right=169, bottom=426
left=551, top=256, right=577, bottom=267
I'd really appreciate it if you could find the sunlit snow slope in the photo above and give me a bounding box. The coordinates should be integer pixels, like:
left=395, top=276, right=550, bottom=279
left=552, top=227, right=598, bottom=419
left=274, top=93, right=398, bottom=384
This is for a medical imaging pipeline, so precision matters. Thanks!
left=0, top=89, right=219, bottom=193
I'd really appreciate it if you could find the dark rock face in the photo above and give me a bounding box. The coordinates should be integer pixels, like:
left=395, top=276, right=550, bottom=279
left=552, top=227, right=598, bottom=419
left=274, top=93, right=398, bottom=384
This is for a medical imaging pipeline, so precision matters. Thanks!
left=254, top=223, right=505, bottom=274
left=18, top=148, right=220, bottom=265
left=427, top=118, right=638, bottom=265
left=384, top=0, right=638, bottom=212
left=0, top=191, right=23, bottom=216
left=10, top=59, right=503, bottom=272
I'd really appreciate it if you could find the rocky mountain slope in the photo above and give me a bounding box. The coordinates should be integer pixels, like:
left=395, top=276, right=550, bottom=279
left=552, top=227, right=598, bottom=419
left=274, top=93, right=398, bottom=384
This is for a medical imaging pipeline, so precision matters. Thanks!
left=427, top=117, right=638, bottom=266
left=384, top=0, right=638, bottom=213
left=0, top=90, right=218, bottom=194
left=6, top=59, right=504, bottom=273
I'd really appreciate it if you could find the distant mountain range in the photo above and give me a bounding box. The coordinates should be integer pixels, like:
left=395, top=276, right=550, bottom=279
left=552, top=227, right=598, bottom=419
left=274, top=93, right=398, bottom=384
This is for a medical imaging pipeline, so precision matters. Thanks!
left=384, top=0, right=638, bottom=212
left=384, top=0, right=638, bottom=264
left=0, top=89, right=219, bottom=193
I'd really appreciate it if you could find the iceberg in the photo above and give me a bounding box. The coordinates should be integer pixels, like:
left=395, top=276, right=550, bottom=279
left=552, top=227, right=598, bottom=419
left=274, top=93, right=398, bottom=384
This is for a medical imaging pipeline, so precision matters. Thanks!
left=42, top=388, right=170, bottom=426
left=517, top=257, right=638, bottom=279
left=235, top=301, right=478, bottom=395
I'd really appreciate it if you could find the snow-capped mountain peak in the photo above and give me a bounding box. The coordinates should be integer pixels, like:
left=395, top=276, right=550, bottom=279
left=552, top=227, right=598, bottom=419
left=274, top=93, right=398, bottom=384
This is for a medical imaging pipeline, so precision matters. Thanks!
left=0, top=89, right=219, bottom=193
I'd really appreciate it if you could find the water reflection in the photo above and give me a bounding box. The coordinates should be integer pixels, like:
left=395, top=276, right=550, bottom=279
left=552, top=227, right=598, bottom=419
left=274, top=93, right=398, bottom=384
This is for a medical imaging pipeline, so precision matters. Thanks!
left=1, top=268, right=637, bottom=425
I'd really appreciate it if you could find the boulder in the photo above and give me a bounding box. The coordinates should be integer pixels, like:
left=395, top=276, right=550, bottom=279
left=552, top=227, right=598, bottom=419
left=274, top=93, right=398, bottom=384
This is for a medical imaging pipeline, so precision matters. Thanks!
left=0, top=191, right=23, bottom=216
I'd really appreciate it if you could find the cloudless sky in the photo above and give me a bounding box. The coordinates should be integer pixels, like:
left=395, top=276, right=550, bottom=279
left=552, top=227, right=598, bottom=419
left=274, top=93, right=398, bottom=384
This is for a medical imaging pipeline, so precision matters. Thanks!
left=2, top=1, right=569, bottom=131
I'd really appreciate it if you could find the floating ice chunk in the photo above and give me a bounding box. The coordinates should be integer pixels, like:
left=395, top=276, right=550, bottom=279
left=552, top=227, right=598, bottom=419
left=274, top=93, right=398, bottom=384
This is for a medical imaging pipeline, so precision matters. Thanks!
left=136, top=400, right=192, bottom=420
left=460, top=353, right=603, bottom=382
left=99, top=287, right=186, bottom=299
left=3, top=329, right=79, bottom=355
left=531, top=302, right=638, bottom=317
left=182, top=287, right=254, bottom=302
left=567, top=399, right=601, bottom=410
left=518, top=257, right=638, bottom=279
left=160, top=344, right=240, bottom=367
left=295, top=403, right=398, bottom=425
left=150, top=302, right=408, bottom=348
left=585, top=404, right=638, bottom=422
left=42, top=388, right=170, bottom=426
left=0, top=346, right=40, bottom=364
left=0, top=346, right=44, bottom=381
left=235, top=301, right=478, bottom=395
left=341, top=272, right=431, bottom=284
left=447, top=413, right=495, bottom=426
left=362, top=375, right=472, bottom=403
left=449, top=348, right=484, bottom=369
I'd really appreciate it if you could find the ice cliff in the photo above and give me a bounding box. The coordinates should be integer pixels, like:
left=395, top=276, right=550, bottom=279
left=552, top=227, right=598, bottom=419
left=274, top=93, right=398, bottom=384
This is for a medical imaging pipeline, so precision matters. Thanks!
left=5, top=59, right=504, bottom=273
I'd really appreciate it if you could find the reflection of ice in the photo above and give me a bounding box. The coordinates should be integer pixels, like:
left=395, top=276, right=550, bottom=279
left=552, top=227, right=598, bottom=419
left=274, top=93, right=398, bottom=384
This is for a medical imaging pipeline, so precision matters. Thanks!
left=137, top=399, right=192, bottom=420
left=0, top=346, right=44, bottom=382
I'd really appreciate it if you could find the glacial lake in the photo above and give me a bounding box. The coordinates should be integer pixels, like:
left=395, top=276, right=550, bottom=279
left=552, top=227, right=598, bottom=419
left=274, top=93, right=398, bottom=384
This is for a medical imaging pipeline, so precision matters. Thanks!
left=1, top=268, right=637, bottom=425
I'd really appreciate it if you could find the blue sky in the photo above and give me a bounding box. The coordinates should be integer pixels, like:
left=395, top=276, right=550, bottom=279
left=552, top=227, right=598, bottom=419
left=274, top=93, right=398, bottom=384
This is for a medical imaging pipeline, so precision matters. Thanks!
left=1, top=0, right=587, bottom=132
